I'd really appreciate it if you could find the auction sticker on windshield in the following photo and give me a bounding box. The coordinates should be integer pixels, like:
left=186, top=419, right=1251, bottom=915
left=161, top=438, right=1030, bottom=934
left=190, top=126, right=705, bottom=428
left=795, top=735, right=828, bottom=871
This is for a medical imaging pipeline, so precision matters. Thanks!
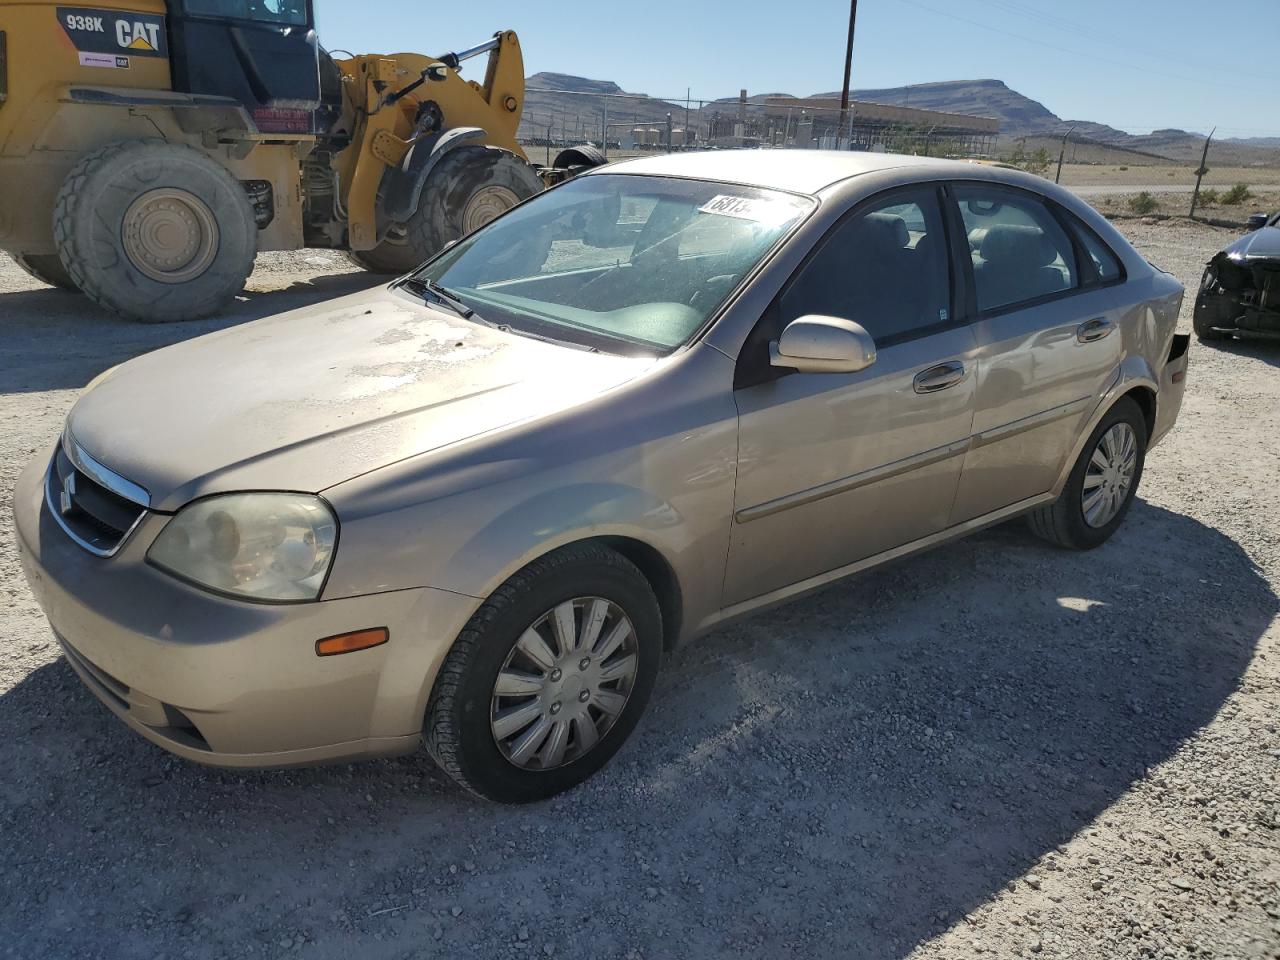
left=698, top=194, right=802, bottom=224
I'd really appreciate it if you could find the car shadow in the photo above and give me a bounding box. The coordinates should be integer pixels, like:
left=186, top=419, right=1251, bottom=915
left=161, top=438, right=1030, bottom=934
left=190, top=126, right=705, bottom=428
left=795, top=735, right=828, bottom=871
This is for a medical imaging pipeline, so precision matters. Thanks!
left=0, top=271, right=383, bottom=394
left=1195, top=334, right=1280, bottom=369
left=0, top=501, right=1271, bottom=959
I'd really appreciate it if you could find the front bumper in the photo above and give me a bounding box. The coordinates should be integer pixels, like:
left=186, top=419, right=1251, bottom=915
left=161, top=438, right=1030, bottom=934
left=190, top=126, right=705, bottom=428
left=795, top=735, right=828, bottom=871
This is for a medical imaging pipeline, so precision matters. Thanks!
left=13, top=449, right=481, bottom=768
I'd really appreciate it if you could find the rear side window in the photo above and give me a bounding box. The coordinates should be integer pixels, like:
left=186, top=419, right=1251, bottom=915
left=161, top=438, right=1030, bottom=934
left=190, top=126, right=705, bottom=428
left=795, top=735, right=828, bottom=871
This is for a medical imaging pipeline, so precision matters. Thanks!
left=780, top=188, right=951, bottom=345
left=955, top=185, right=1077, bottom=313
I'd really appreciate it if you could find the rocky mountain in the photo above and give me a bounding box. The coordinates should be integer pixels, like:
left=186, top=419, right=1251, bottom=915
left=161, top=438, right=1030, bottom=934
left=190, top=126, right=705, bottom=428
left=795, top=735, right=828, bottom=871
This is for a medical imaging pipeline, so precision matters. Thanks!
left=521, top=73, right=691, bottom=142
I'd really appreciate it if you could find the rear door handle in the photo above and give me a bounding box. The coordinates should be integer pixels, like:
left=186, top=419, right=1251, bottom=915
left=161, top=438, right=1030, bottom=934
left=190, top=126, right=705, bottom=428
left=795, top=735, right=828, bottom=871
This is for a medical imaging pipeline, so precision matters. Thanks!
left=913, top=361, right=967, bottom=394
left=1076, top=317, right=1114, bottom=343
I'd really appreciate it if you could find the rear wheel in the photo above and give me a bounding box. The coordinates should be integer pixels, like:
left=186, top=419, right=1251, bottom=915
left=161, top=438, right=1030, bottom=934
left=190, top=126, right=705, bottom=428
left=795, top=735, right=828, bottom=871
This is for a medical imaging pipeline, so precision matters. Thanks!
left=349, top=146, right=543, bottom=275
left=53, top=140, right=257, bottom=322
left=425, top=543, right=662, bottom=803
left=12, top=253, right=78, bottom=291
left=1027, top=396, right=1147, bottom=550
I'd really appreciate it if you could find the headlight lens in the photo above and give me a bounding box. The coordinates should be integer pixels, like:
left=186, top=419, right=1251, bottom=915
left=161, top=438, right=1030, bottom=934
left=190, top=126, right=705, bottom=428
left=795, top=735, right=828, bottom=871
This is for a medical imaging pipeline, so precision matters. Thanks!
left=148, top=493, right=337, bottom=602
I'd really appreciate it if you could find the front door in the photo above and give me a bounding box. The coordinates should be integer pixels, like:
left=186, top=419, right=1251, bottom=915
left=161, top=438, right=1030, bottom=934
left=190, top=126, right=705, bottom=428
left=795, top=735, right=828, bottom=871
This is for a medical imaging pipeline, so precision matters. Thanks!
left=724, top=186, right=977, bottom=606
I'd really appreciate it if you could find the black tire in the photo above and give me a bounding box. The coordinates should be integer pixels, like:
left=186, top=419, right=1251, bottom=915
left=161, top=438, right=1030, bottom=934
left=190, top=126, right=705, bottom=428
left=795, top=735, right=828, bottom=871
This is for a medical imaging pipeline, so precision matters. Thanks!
left=12, top=253, right=79, bottom=292
left=348, top=145, right=543, bottom=275
left=425, top=543, right=663, bottom=803
left=53, top=140, right=257, bottom=323
left=1027, top=396, right=1148, bottom=550
left=552, top=144, right=607, bottom=171
left=1192, top=309, right=1230, bottom=341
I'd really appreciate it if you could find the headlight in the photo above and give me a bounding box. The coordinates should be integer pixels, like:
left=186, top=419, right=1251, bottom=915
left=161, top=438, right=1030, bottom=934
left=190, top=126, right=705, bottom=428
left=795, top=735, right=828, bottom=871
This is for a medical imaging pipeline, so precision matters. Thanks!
left=148, top=493, right=338, bottom=602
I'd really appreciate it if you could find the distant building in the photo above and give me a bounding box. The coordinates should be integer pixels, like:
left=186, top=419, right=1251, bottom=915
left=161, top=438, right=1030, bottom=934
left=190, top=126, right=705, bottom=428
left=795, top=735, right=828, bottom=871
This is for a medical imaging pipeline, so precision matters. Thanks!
left=764, top=96, right=999, bottom=154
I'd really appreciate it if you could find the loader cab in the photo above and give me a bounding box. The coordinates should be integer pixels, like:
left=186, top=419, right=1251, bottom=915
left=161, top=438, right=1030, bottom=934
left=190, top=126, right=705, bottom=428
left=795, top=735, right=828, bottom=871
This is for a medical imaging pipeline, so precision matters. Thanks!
left=164, top=0, right=338, bottom=133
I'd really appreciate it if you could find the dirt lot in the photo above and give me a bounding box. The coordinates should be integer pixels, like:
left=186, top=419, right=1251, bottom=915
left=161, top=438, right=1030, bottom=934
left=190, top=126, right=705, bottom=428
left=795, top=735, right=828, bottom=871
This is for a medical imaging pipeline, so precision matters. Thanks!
left=2, top=220, right=1278, bottom=960
left=1057, top=163, right=1280, bottom=190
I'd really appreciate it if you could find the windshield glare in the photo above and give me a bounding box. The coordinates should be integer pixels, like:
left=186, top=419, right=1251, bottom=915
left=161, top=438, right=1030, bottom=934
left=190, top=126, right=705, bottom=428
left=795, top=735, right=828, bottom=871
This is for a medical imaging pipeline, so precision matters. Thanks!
left=414, top=175, right=813, bottom=355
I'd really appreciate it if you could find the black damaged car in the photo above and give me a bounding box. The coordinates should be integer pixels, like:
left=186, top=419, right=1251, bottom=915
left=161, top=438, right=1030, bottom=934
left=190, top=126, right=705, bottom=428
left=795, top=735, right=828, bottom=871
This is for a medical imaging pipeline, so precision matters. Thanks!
left=1194, top=211, right=1280, bottom=341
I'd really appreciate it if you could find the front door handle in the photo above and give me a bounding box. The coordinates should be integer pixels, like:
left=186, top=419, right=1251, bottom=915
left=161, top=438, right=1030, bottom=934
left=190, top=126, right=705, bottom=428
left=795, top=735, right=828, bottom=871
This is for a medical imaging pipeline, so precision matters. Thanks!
left=1076, top=317, right=1114, bottom=343
left=913, top=361, right=967, bottom=394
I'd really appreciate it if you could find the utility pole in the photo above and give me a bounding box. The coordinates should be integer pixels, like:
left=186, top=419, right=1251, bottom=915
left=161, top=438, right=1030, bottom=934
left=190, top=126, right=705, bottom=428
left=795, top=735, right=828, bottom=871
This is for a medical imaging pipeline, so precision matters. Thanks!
left=1190, top=127, right=1215, bottom=219
left=838, top=0, right=858, bottom=150
left=685, top=88, right=691, bottom=149
left=1055, top=124, right=1076, bottom=184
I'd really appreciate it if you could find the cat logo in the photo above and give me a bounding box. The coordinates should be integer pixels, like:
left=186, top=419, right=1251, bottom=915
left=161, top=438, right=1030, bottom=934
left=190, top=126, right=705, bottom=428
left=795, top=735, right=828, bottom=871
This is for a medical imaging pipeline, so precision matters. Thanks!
left=57, top=7, right=168, bottom=59
left=116, top=20, right=161, bottom=52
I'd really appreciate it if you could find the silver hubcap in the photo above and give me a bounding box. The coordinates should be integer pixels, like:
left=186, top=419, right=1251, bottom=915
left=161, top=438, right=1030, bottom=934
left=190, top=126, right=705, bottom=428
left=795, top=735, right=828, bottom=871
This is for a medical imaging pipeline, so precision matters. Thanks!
left=462, top=185, right=519, bottom=234
left=1082, top=422, right=1137, bottom=528
left=121, top=188, right=219, bottom=283
left=490, top=597, right=638, bottom=770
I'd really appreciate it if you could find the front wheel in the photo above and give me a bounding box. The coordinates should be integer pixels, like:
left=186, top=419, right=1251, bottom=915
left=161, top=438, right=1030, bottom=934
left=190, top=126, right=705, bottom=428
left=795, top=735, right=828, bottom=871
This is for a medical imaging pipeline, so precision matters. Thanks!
left=1192, top=308, right=1231, bottom=341
left=350, top=146, right=543, bottom=276
left=1027, top=396, right=1147, bottom=550
left=425, top=543, right=662, bottom=803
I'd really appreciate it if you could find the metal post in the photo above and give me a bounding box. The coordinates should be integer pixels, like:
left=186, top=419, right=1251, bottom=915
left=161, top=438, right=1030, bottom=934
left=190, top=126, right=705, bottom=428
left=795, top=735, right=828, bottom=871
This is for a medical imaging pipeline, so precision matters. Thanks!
left=838, top=0, right=858, bottom=151
left=1055, top=124, right=1076, bottom=184
left=601, top=101, right=609, bottom=159
left=1190, top=127, right=1215, bottom=219
left=685, top=88, right=691, bottom=149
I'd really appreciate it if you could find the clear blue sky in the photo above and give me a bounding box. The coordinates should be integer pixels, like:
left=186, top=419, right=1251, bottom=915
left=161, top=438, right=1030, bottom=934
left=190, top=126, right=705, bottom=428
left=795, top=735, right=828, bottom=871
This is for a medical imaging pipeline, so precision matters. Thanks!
left=316, top=0, right=1278, bottom=138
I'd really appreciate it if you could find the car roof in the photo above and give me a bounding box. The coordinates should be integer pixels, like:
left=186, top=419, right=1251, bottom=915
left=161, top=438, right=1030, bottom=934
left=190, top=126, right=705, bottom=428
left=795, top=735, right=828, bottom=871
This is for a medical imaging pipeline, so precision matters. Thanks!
left=594, top=149, right=960, bottom=195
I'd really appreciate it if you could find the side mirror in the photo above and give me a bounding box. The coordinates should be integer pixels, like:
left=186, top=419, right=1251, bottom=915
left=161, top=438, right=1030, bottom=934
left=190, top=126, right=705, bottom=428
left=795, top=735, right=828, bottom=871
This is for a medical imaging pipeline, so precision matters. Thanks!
left=770, top=315, right=877, bottom=374
left=1246, top=212, right=1268, bottom=232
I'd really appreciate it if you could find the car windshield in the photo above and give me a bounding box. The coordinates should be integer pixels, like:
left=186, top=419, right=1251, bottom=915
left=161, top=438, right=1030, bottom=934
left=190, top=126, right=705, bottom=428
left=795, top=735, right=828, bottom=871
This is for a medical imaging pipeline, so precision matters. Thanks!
left=410, top=174, right=813, bottom=355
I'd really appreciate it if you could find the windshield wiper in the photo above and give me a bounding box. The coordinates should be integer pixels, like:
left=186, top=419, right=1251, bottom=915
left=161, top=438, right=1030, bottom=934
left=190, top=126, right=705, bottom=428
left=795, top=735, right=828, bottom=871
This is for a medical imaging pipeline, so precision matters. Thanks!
left=398, top=277, right=475, bottom=319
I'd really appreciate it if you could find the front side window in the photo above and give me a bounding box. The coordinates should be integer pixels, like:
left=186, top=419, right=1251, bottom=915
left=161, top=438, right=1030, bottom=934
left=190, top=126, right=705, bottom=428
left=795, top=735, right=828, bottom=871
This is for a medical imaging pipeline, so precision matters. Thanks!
left=956, top=185, right=1078, bottom=313
left=414, top=175, right=812, bottom=355
left=778, top=188, right=952, bottom=345
left=183, top=0, right=310, bottom=25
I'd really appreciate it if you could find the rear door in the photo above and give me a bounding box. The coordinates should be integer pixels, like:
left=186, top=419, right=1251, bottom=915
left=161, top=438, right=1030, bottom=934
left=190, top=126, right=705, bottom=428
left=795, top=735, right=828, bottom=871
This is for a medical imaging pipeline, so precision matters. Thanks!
left=724, top=186, right=977, bottom=606
left=947, top=183, right=1125, bottom=523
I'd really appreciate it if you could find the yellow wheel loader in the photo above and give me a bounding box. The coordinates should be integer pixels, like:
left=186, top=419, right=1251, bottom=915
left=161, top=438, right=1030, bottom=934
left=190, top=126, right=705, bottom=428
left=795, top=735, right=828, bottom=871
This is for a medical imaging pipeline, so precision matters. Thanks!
left=0, top=2, right=593, bottom=322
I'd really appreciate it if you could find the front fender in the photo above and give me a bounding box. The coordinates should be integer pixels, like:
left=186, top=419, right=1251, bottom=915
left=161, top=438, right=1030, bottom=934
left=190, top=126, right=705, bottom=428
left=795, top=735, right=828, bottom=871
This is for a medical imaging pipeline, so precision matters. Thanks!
left=435, top=481, right=686, bottom=598
left=381, top=126, right=485, bottom=223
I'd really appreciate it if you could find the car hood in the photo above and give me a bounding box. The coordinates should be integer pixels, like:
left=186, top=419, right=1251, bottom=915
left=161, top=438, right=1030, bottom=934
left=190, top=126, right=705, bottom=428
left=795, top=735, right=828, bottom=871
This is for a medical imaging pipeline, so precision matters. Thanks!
left=1224, top=225, right=1280, bottom=261
left=67, top=286, right=656, bottom=511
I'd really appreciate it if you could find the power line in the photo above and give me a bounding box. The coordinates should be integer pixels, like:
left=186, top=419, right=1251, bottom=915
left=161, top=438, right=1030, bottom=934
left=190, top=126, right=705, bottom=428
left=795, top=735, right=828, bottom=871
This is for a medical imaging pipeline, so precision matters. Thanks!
left=970, top=0, right=1280, bottom=83
left=893, top=0, right=1265, bottom=92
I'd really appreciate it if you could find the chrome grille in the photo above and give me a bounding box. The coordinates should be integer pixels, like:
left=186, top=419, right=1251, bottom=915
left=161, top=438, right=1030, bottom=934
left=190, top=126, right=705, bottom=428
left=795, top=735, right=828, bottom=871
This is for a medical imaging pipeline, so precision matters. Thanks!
left=45, top=435, right=149, bottom=557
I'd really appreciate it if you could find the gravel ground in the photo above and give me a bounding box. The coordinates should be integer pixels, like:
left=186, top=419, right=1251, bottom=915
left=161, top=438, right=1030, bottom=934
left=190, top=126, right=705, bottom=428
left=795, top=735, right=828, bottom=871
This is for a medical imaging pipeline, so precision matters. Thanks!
left=2, top=223, right=1278, bottom=960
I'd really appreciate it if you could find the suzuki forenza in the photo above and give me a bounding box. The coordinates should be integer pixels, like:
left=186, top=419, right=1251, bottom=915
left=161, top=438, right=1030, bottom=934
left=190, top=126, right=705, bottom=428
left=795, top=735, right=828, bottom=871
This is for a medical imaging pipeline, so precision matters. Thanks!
left=15, top=151, right=1189, bottom=802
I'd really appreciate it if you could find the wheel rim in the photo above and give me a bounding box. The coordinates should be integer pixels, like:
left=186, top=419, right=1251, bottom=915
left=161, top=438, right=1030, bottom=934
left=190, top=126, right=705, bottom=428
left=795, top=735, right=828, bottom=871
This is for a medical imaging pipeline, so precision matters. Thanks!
left=462, top=185, right=519, bottom=234
left=490, top=597, right=639, bottom=771
left=121, top=188, right=220, bottom=283
left=1082, top=422, right=1137, bottom=528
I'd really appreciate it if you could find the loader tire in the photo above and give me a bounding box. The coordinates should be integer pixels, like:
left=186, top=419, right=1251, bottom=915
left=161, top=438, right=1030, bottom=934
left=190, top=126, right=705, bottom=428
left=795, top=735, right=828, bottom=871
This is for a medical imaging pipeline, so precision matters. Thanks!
left=53, top=140, right=257, bottom=323
left=12, top=253, right=78, bottom=292
left=348, top=146, right=543, bottom=275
